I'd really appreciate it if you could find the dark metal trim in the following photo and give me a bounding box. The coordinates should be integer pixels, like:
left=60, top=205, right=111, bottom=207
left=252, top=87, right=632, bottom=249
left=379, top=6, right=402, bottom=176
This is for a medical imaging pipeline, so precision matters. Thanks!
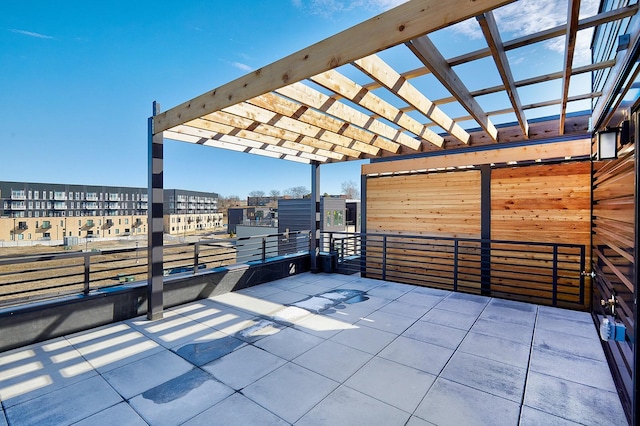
left=480, top=164, right=491, bottom=296
left=147, top=101, right=164, bottom=320
left=310, top=162, right=320, bottom=272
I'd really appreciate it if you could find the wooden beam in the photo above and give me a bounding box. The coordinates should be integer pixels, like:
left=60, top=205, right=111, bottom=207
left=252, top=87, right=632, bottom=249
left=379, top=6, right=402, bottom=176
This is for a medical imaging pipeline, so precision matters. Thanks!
left=353, top=54, right=470, bottom=144
left=408, top=35, right=499, bottom=142
left=276, top=82, right=420, bottom=150
left=447, top=4, right=639, bottom=68
left=311, top=70, right=438, bottom=148
left=223, top=102, right=377, bottom=157
left=247, top=92, right=399, bottom=154
left=197, top=109, right=362, bottom=159
left=477, top=11, right=528, bottom=138
left=171, top=119, right=345, bottom=160
left=362, top=138, right=591, bottom=175
left=559, top=0, right=581, bottom=135
left=153, top=0, right=515, bottom=133
left=357, top=4, right=637, bottom=91
left=397, top=61, right=611, bottom=115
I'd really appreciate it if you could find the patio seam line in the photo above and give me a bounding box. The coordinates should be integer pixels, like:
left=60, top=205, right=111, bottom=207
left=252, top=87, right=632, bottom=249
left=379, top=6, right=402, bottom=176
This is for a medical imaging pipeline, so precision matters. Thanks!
left=407, top=294, right=491, bottom=422
left=283, top=286, right=394, bottom=421
left=517, top=303, right=539, bottom=424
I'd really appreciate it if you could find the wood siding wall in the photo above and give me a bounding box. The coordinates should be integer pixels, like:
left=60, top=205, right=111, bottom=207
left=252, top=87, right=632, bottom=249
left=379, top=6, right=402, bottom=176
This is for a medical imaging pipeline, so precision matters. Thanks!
left=491, top=163, right=591, bottom=244
left=366, top=171, right=481, bottom=238
left=490, top=163, right=591, bottom=307
left=365, top=161, right=591, bottom=308
left=592, top=148, right=636, bottom=414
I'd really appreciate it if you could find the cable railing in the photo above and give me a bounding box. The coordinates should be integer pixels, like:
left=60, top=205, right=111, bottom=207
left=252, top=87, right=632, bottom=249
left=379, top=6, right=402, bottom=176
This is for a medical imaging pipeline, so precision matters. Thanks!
left=0, top=231, right=310, bottom=308
left=321, top=232, right=587, bottom=309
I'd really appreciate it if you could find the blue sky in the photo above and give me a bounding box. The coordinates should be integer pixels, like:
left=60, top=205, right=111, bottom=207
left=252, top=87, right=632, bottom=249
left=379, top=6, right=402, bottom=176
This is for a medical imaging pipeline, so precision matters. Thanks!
left=1, top=0, right=597, bottom=198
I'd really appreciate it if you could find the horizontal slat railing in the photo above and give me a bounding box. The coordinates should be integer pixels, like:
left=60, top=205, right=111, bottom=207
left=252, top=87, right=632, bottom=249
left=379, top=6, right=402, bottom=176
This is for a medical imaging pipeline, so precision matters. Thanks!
left=0, top=231, right=310, bottom=308
left=322, top=232, right=586, bottom=309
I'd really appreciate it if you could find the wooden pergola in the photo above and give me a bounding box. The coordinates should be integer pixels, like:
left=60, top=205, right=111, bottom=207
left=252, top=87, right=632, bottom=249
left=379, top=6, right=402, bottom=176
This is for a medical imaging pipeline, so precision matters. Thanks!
left=147, top=0, right=638, bottom=318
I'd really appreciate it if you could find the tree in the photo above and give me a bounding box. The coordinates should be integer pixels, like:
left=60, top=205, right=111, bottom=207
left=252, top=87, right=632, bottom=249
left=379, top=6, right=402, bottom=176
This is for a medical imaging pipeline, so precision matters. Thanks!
left=284, top=186, right=309, bottom=198
left=269, top=189, right=281, bottom=198
left=218, top=195, right=241, bottom=211
left=341, top=180, right=360, bottom=199
left=248, top=190, right=265, bottom=198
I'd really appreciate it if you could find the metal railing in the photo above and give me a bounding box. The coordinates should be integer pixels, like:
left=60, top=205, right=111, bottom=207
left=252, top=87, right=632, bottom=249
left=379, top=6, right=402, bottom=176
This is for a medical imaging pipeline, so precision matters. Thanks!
left=0, top=231, right=310, bottom=308
left=322, top=232, right=587, bottom=309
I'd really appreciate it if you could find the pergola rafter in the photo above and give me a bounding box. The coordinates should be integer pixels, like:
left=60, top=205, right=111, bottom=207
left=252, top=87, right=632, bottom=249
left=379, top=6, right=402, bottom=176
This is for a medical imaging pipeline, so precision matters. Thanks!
left=559, top=0, right=582, bottom=135
left=153, top=0, right=634, bottom=161
left=407, top=35, right=499, bottom=142
left=477, top=11, right=529, bottom=139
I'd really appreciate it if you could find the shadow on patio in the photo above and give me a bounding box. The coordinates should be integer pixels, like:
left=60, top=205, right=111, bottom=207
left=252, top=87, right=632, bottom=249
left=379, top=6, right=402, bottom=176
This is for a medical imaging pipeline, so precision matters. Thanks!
left=0, top=272, right=626, bottom=425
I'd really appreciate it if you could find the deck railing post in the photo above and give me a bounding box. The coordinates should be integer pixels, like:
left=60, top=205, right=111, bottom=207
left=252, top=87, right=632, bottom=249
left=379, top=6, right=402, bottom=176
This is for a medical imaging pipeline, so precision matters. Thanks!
left=382, top=235, right=387, bottom=281
left=453, top=239, right=459, bottom=292
left=552, top=245, right=558, bottom=305
left=83, top=254, right=90, bottom=295
left=262, top=237, right=267, bottom=263
left=193, top=242, right=199, bottom=275
left=579, top=245, right=585, bottom=305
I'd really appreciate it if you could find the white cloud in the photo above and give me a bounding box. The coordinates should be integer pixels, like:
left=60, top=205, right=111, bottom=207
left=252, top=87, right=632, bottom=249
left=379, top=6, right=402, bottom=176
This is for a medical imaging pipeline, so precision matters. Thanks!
left=293, top=0, right=407, bottom=17
left=9, top=28, right=54, bottom=39
left=448, top=0, right=599, bottom=62
left=232, top=62, right=253, bottom=71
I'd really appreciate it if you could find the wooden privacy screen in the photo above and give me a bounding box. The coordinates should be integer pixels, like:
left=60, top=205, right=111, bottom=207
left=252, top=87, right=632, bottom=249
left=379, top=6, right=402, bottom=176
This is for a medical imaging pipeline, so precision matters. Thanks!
left=592, top=148, right=636, bottom=413
left=366, top=171, right=482, bottom=237
left=365, top=161, right=591, bottom=308
left=490, top=162, right=591, bottom=307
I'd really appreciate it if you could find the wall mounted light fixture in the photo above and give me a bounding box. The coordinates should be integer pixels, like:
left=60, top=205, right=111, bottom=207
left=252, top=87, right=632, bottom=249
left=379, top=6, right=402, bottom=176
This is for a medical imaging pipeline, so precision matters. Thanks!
left=597, top=128, right=619, bottom=160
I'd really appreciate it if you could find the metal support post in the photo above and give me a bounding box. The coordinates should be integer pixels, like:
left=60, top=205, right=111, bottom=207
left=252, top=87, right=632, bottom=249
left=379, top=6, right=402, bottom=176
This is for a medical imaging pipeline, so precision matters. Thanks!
left=480, top=164, right=491, bottom=296
left=310, top=162, right=320, bottom=272
left=147, top=101, right=164, bottom=320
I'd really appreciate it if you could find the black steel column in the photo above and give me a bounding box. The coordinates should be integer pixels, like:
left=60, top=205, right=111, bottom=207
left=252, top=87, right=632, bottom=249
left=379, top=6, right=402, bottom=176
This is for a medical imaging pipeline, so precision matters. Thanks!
left=310, top=161, right=320, bottom=272
left=360, top=173, right=367, bottom=277
left=480, top=164, right=491, bottom=296
left=147, top=102, right=164, bottom=320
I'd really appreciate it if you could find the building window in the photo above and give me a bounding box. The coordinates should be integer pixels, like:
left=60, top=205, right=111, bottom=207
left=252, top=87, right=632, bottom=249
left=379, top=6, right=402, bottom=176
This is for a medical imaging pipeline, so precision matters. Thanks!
left=11, top=189, right=26, bottom=199
left=125, top=218, right=129, bottom=225
left=34, top=191, right=39, bottom=199
left=28, top=191, right=32, bottom=199
left=333, top=210, right=344, bottom=226
left=115, top=229, right=120, bottom=234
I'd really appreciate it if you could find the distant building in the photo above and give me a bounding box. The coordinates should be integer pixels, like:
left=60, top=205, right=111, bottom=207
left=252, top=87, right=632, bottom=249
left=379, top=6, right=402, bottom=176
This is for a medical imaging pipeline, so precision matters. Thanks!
left=277, top=197, right=360, bottom=234
left=163, top=189, right=222, bottom=235
left=0, top=181, right=221, bottom=242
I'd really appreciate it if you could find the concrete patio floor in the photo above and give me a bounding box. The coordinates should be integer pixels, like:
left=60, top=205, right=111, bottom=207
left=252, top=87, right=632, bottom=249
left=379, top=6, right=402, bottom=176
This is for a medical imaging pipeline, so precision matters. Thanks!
left=0, top=272, right=627, bottom=425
